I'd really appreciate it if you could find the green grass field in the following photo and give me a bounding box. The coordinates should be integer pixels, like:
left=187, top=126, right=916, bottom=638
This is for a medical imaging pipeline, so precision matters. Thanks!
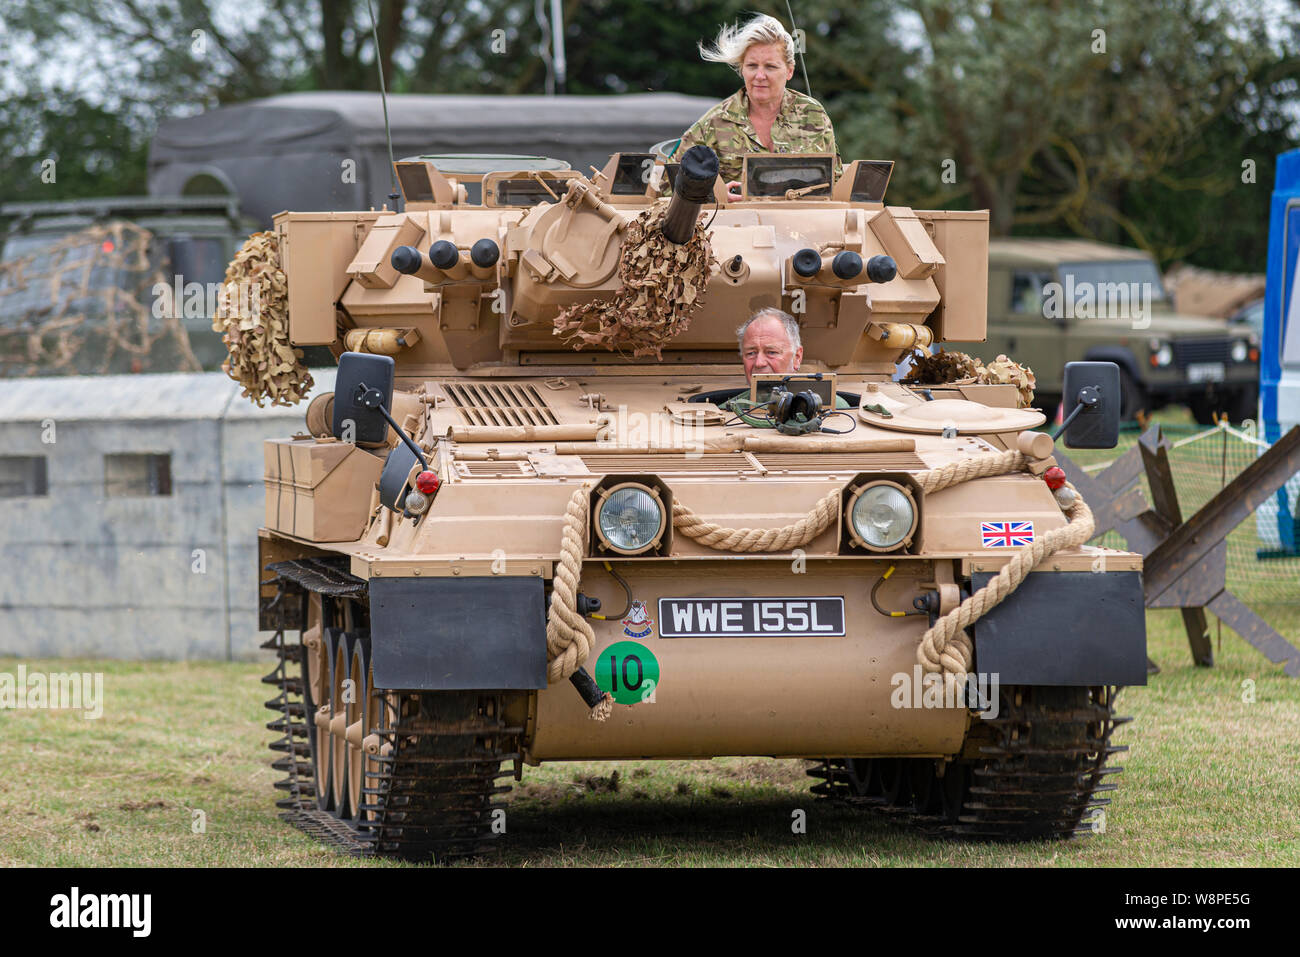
left=2, top=602, right=1297, bottom=868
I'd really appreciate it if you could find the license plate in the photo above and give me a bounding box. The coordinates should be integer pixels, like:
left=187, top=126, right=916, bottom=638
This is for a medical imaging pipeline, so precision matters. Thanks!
left=1187, top=362, right=1225, bottom=383
left=657, top=597, right=845, bottom=638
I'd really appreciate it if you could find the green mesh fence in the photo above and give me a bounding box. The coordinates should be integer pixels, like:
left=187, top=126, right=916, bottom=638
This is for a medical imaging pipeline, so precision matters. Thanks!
left=1066, top=421, right=1300, bottom=606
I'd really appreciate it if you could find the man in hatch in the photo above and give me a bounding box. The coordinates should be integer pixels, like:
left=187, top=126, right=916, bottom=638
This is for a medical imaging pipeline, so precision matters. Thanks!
left=722, top=308, right=850, bottom=431
left=739, top=307, right=803, bottom=383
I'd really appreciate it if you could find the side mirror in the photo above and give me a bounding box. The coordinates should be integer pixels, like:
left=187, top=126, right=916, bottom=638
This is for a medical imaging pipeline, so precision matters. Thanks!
left=333, top=352, right=394, bottom=446
left=1060, top=361, right=1121, bottom=449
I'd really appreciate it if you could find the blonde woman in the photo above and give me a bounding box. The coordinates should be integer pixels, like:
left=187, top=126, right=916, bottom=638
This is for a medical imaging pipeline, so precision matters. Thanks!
left=677, top=13, right=841, bottom=201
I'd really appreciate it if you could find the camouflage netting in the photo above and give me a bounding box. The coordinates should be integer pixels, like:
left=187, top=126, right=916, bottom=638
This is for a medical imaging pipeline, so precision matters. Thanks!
left=902, top=348, right=1037, bottom=408
left=0, top=221, right=201, bottom=377
left=553, top=204, right=716, bottom=358
left=1164, top=263, right=1265, bottom=319
left=216, top=230, right=313, bottom=407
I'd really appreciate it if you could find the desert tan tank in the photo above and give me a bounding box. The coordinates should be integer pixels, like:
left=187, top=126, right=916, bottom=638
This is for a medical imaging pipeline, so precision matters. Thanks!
left=241, top=146, right=1147, bottom=861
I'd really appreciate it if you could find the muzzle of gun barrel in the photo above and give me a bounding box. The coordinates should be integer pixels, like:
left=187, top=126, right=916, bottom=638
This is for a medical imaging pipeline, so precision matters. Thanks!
left=660, top=146, right=720, bottom=245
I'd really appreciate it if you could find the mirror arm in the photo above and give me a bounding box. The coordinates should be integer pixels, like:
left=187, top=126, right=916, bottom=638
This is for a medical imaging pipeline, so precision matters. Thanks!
left=1051, top=384, right=1101, bottom=442
left=358, top=383, right=429, bottom=470
left=1052, top=402, right=1085, bottom=442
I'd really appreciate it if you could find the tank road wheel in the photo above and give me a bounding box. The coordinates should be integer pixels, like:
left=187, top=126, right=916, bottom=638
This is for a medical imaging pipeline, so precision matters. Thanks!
left=909, top=760, right=943, bottom=815
left=329, top=630, right=353, bottom=817
left=843, top=759, right=882, bottom=799
left=345, top=638, right=369, bottom=825
left=939, top=762, right=970, bottom=824
left=878, top=759, right=912, bottom=807
left=309, top=628, right=339, bottom=812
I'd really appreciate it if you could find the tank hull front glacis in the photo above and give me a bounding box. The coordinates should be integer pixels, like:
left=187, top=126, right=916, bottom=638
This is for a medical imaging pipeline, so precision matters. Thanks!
left=250, top=151, right=1145, bottom=862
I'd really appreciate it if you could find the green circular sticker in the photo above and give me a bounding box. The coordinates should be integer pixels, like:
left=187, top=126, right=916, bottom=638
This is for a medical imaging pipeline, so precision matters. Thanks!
left=594, top=641, right=661, bottom=705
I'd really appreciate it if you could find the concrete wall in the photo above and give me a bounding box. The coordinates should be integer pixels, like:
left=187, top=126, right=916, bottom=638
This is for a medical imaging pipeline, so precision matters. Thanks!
left=0, top=370, right=336, bottom=660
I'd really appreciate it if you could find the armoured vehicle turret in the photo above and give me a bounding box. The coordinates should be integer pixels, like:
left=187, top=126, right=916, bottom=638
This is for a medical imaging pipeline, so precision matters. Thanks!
left=246, top=146, right=1146, bottom=862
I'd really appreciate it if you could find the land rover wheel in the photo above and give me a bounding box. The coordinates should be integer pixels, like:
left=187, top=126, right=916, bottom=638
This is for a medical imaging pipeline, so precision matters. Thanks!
left=1227, top=386, right=1258, bottom=426
left=1118, top=369, right=1147, bottom=421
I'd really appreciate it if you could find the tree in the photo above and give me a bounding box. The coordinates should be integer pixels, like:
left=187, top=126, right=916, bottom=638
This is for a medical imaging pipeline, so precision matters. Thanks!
left=2, top=0, right=1295, bottom=273
left=785, top=0, right=1296, bottom=269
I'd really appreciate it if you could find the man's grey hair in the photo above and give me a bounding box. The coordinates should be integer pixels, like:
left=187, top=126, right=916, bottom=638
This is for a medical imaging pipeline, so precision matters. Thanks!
left=736, top=307, right=802, bottom=354
left=699, top=13, right=796, bottom=74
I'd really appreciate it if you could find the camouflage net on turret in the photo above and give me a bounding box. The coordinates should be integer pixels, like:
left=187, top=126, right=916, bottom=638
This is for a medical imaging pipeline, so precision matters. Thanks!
left=216, top=230, right=313, bottom=407
left=0, top=221, right=201, bottom=377
left=552, top=203, right=716, bottom=358
left=902, top=348, right=1037, bottom=408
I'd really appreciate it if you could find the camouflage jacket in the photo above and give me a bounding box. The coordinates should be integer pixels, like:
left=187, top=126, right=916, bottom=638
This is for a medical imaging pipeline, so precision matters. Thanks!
left=676, top=87, right=842, bottom=186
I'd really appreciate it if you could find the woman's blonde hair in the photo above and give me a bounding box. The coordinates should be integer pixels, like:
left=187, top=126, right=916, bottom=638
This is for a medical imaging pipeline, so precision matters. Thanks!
left=699, top=13, right=795, bottom=74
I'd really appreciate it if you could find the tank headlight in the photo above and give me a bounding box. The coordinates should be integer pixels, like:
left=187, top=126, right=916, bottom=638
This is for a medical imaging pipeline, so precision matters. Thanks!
left=1231, top=340, right=1248, bottom=363
left=847, top=481, right=918, bottom=552
left=594, top=483, right=666, bottom=555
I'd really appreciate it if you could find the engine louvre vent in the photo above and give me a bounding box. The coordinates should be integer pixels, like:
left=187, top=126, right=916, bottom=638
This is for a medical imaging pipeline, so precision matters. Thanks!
left=444, top=382, right=560, bottom=427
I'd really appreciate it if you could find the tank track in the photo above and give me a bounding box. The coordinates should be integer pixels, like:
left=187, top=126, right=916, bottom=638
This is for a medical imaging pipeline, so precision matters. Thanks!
left=260, top=579, right=521, bottom=863
left=807, top=685, right=1130, bottom=840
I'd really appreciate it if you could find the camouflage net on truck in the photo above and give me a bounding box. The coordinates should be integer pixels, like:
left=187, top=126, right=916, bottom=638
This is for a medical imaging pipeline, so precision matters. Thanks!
left=902, top=348, right=1037, bottom=408
left=216, top=230, right=313, bottom=407
left=0, top=221, right=201, bottom=376
left=552, top=204, right=716, bottom=358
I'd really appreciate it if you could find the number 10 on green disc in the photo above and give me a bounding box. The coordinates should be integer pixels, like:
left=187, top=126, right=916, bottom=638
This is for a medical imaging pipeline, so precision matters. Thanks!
left=594, top=641, right=661, bottom=705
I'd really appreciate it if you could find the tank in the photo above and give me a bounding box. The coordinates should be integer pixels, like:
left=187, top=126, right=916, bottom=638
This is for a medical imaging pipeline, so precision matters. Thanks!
left=242, top=146, right=1147, bottom=862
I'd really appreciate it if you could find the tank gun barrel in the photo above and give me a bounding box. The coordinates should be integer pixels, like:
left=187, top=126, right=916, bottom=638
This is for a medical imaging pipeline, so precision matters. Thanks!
left=661, top=145, right=719, bottom=245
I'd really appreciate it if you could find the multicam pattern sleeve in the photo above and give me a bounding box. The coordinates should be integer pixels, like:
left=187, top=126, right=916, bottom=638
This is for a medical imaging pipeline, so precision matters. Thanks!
left=677, top=88, right=842, bottom=186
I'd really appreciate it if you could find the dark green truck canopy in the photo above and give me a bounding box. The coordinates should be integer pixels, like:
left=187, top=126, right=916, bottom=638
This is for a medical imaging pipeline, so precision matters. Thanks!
left=148, top=91, right=717, bottom=227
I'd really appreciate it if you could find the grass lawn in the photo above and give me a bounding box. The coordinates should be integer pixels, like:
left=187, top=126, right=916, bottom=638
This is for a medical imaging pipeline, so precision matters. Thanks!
left=2, top=602, right=1296, bottom=868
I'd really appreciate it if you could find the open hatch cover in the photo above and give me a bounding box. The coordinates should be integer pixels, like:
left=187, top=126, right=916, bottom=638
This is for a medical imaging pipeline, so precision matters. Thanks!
left=858, top=397, right=1045, bottom=434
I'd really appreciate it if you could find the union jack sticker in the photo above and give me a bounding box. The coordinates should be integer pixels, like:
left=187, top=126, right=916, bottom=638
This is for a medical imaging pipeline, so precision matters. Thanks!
left=981, top=521, right=1035, bottom=547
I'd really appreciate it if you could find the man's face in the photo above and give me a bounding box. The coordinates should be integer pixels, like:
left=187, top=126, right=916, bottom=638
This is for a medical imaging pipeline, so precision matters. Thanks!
left=741, top=315, right=803, bottom=382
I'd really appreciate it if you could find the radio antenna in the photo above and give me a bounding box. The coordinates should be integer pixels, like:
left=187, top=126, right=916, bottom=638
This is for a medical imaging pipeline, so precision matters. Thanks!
left=784, top=0, right=812, bottom=98
left=366, top=0, right=401, bottom=211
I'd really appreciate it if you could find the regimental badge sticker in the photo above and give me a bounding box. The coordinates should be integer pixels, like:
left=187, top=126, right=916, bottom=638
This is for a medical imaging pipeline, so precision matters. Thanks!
left=981, top=521, right=1035, bottom=547
left=622, top=600, right=654, bottom=639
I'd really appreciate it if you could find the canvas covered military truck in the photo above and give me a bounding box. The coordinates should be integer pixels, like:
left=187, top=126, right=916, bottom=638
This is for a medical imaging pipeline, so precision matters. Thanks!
left=148, top=91, right=718, bottom=229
